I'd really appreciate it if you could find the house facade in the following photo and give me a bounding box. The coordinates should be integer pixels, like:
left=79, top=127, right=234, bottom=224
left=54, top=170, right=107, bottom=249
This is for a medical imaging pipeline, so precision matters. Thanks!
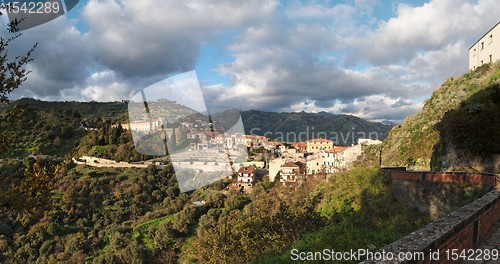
left=306, top=138, right=334, bottom=153
left=237, top=165, right=256, bottom=191
left=279, top=161, right=306, bottom=182
left=469, top=21, right=500, bottom=70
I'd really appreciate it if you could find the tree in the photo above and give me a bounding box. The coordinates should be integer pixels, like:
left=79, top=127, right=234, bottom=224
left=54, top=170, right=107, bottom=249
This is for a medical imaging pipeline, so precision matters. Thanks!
left=0, top=20, right=37, bottom=103
left=0, top=14, right=37, bottom=153
left=0, top=16, right=42, bottom=212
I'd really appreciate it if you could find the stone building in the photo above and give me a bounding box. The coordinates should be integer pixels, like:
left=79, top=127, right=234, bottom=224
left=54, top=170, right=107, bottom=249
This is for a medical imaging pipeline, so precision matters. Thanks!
left=469, top=21, right=500, bottom=70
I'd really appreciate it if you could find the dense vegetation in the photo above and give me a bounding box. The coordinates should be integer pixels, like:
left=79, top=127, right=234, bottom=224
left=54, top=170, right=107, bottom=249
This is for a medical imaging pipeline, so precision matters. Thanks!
left=0, top=105, right=86, bottom=158
left=382, top=62, right=500, bottom=172
left=0, top=163, right=430, bottom=263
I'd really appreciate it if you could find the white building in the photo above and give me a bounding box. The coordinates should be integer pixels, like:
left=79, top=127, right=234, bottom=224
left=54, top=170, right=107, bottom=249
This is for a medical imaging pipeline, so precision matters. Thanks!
left=358, top=138, right=383, bottom=146
left=320, top=144, right=363, bottom=173
left=321, top=147, right=348, bottom=173
left=237, top=165, right=255, bottom=184
left=269, top=158, right=286, bottom=182
left=469, top=21, right=500, bottom=70
left=279, top=161, right=306, bottom=183
left=237, top=165, right=256, bottom=191
left=306, top=153, right=323, bottom=175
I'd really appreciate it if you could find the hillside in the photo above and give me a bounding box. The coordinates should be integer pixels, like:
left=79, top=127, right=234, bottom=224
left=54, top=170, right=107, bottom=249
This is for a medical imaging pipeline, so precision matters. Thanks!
left=0, top=162, right=429, bottom=263
left=382, top=62, right=500, bottom=172
left=0, top=99, right=390, bottom=158
left=241, top=110, right=390, bottom=145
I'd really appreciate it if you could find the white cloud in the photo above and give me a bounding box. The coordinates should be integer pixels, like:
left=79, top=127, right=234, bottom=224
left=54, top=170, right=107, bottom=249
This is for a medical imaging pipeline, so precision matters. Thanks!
left=353, top=0, right=500, bottom=65
left=8, top=0, right=500, bottom=123
left=82, top=0, right=277, bottom=77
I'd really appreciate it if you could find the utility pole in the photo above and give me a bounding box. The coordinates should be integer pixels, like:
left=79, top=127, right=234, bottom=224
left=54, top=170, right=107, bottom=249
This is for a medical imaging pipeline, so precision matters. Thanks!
left=379, top=145, right=383, bottom=168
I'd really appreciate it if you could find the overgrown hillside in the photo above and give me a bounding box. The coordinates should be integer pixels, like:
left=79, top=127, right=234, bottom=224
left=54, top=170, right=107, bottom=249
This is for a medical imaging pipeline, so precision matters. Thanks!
left=0, top=162, right=428, bottom=263
left=382, top=62, right=500, bottom=172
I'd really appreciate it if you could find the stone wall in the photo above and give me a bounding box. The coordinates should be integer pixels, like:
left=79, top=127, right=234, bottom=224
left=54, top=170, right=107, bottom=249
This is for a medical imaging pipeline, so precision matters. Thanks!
left=360, top=190, right=500, bottom=263
left=359, top=169, right=500, bottom=263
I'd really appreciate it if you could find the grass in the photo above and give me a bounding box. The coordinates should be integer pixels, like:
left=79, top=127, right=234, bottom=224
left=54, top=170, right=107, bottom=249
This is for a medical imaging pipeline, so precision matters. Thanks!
left=251, top=223, right=403, bottom=264
left=132, top=214, right=177, bottom=249
left=382, top=62, right=500, bottom=170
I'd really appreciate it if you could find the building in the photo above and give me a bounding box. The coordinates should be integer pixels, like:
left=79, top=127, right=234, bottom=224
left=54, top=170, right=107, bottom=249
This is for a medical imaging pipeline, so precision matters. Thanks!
left=306, top=153, right=323, bottom=175
left=245, top=135, right=269, bottom=149
left=292, top=142, right=307, bottom=152
left=469, top=21, right=500, bottom=70
left=358, top=138, right=383, bottom=146
left=320, top=145, right=362, bottom=173
left=306, top=138, right=334, bottom=153
left=111, top=119, right=164, bottom=134
left=279, top=161, right=306, bottom=183
left=268, top=158, right=285, bottom=182
left=321, top=147, right=348, bottom=173
left=237, top=165, right=256, bottom=191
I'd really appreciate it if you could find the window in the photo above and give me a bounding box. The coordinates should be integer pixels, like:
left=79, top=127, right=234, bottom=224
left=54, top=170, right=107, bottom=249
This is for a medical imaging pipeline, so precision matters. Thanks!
left=490, top=34, right=493, bottom=44
left=473, top=48, right=476, bottom=57
left=481, top=60, right=483, bottom=65
left=481, top=42, right=484, bottom=50
left=490, top=54, right=492, bottom=63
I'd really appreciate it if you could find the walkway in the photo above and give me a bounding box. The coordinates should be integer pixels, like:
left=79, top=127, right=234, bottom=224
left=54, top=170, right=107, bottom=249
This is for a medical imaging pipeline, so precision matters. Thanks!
left=463, top=221, right=500, bottom=264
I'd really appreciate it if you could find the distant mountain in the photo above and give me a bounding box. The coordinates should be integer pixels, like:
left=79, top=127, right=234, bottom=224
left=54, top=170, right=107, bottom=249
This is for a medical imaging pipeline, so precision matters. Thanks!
left=3, top=98, right=390, bottom=157
left=382, top=62, right=500, bottom=173
left=240, top=110, right=390, bottom=145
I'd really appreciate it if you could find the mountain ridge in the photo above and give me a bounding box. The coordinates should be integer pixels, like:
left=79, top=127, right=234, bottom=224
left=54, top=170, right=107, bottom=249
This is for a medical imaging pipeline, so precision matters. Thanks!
left=6, top=98, right=390, bottom=148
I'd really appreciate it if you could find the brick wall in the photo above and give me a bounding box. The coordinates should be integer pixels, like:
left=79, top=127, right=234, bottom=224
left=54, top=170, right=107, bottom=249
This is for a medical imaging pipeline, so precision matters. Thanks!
left=383, top=169, right=499, bottom=190
left=360, top=169, right=500, bottom=264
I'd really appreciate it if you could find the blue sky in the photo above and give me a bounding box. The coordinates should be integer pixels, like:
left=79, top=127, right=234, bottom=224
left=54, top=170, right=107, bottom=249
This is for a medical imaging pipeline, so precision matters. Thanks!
left=5, top=0, right=500, bottom=122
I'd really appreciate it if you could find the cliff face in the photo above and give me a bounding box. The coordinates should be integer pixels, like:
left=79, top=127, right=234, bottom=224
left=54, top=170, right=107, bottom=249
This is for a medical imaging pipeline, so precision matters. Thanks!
left=383, top=62, right=500, bottom=173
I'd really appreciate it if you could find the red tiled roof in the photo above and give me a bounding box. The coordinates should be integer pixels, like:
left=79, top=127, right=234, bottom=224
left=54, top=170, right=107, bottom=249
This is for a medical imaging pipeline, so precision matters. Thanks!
left=293, top=142, right=307, bottom=148
left=238, top=165, right=255, bottom=174
left=326, top=146, right=348, bottom=153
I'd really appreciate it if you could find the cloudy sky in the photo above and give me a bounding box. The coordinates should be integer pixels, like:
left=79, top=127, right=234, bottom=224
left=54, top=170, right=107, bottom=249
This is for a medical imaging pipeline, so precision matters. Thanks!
left=4, top=0, right=500, bottom=122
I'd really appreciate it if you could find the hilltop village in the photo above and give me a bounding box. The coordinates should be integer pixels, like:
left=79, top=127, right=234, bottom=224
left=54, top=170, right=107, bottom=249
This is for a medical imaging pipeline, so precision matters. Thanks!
left=80, top=117, right=384, bottom=193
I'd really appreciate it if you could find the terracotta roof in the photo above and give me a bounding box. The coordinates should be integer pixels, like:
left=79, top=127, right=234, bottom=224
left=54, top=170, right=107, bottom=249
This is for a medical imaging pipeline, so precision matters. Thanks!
left=326, top=146, right=348, bottom=153
left=281, top=162, right=299, bottom=168
left=238, top=165, right=255, bottom=174
left=307, top=138, right=332, bottom=143
left=293, top=142, right=307, bottom=148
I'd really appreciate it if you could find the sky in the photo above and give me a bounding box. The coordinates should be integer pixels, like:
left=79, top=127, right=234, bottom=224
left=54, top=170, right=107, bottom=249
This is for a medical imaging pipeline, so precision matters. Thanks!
left=3, top=0, right=500, bottom=123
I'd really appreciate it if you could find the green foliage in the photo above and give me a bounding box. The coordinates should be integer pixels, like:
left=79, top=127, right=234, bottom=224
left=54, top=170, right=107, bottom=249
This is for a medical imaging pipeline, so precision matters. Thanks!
left=0, top=162, right=185, bottom=262
left=252, top=168, right=429, bottom=264
left=0, top=161, right=434, bottom=263
left=0, top=105, right=86, bottom=158
left=383, top=62, right=500, bottom=172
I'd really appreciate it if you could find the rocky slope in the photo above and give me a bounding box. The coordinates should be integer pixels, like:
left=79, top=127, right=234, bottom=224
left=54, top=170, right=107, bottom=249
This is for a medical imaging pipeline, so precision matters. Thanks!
left=382, top=62, right=500, bottom=172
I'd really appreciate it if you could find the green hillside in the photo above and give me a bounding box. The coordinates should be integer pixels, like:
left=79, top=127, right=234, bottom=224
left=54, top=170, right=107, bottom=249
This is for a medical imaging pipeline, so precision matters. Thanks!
left=382, top=62, right=500, bottom=172
left=241, top=110, right=390, bottom=145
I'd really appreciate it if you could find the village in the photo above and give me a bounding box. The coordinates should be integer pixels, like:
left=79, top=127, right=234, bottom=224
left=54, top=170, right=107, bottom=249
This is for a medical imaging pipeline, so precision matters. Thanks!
left=78, top=117, right=384, bottom=193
